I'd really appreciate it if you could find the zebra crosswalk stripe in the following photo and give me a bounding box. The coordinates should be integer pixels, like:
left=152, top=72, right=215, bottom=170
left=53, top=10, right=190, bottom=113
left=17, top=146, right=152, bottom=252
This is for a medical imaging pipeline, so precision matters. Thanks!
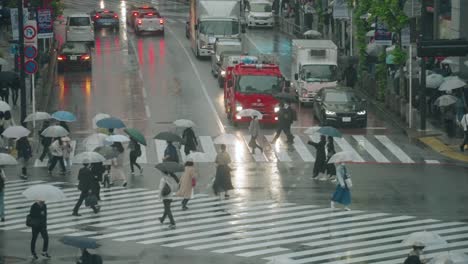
left=265, top=135, right=292, bottom=162
left=333, top=137, right=365, bottom=162
left=292, top=136, right=315, bottom=162
left=352, top=135, right=389, bottom=163
left=242, top=135, right=268, bottom=162
left=375, top=135, right=414, bottom=163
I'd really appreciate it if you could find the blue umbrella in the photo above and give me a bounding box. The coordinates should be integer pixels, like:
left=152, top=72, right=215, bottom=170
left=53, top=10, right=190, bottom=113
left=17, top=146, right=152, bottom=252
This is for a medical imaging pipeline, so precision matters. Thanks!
left=317, top=126, right=342, bottom=138
left=60, top=236, right=100, bottom=249
left=52, top=111, right=76, bottom=122
left=96, top=117, right=126, bottom=129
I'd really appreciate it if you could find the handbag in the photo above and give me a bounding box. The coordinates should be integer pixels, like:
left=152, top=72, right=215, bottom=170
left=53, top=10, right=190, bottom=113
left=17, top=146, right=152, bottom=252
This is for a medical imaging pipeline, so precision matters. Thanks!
left=161, top=183, right=171, bottom=196
left=26, top=214, right=40, bottom=227
left=85, top=194, right=98, bottom=207
left=191, top=177, right=196, bottom=187
left=343, top=167, right=352, bottom=188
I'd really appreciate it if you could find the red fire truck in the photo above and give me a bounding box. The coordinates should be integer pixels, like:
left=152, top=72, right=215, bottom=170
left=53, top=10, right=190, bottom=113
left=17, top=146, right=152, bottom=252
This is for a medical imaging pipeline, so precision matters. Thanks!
left=224, top=55, right=289, bottom=126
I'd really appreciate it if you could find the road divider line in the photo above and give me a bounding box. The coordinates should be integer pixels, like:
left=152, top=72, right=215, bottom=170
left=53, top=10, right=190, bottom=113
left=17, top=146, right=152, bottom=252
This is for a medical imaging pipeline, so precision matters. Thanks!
left=166, top=26, right=225, bottom=134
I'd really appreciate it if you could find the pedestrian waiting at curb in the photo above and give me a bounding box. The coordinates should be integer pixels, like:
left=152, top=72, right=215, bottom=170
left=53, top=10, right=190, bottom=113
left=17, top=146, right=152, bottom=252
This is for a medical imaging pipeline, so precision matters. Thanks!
left=460, top=110, right=468, bottom=152
left=308, top=135, right=327, bottom=180
left=158, top=171, right=179, bottom=230
left=176, top=160, right=197, bottom=210
left=128, top=138, right=143, bottom=176
left=72, top=162, right=100, bottom=216
left=16, top=136, right=32, bottom=179
left=29, top=200, right=51, bottom=259
left=330, top=162, right=352, bottom=211
left=213, top=144, right=234, bottom=199
left=0, top=168, right=5, bottom=222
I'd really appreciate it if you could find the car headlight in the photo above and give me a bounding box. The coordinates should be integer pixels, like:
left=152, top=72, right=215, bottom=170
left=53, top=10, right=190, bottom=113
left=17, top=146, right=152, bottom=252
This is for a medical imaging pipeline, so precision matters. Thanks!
left=357, top=110, right=366, bottom=115
left=325, top=110, right=336, bottom=116
left=236, top=103, right=243, bottom=112
left=274, top=105, right=280, bottom=112
left=221, top=70, right=226, bottom=77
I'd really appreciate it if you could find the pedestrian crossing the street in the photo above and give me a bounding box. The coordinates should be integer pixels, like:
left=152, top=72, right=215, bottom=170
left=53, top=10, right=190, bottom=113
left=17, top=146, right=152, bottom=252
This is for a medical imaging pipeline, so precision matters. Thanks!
left=2, top=180, right=468, bottom=263
left=34, top=134, right=443, bottom=167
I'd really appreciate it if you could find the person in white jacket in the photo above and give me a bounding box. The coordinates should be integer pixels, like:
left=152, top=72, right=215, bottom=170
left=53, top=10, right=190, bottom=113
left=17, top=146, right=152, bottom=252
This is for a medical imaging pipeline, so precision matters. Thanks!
left=158, top=172, right=179, bottom=229
left=48, top=138, right=66, bottom=175
left=460, top=111, right=468, bottom=152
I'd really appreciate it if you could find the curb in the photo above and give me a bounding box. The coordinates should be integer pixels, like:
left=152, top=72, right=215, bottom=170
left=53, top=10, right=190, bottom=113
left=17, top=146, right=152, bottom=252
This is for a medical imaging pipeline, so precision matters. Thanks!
left=419, top=136, right=468, bottom=163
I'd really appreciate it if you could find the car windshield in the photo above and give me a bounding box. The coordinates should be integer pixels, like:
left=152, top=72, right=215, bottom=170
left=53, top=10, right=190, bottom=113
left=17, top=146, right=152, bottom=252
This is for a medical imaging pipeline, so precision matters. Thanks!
left=250, top=3, right=272, bottom=12
left=301, top=65, right=338, bottom=82
left=199, top=21, right=239, bottom=35
left=324, top=91, right=361, bottom=103
left=69, top=17, right=90, bottom=26
left=236, top=75, right=281, bottom=94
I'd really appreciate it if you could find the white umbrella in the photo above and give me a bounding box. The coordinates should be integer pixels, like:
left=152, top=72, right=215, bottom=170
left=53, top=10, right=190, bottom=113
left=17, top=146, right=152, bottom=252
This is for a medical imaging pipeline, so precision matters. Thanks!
left=439, top=76, right=466, bottom=91
left=92, top=113, right=111, bottom=129
left=73, top=152, right=106, bottom=164
left=2, top=126, right=30, bottom=138
left=22, top=184, right=67, bottom=202
left=213, top=133, right=238, bottom=145
left=303, top=30, right=322, bottom=38
left=24, top=112, right=52, bottom=122
left=366, top=42, right=382, bottom=57
left=237, top=109, right=263, bottom=119
left=303, top=126, right=321, bottom=135
left=429, top=252, right=468, bottom=264
left=426, top=73, right=444, bottom=89
left=106, top=134, right=130, bottom=143
left=441, top=58, right=459, bottom=65
left=328, top=151, right=361, bottom=163
left=434, top=95, right=458, bottom=107
left=402, top=231, right=448, bottom=246
left=40, top=125, right=69, bottom=138
left=186, top=151, right=208, bottom=162
left=173, top=119, right=196, bottom=128
left=0, top=101, right=11, bottom=112
left=83, top=133, right=109, bottom=151
left=366, top=30, right=375, bottom=37
left=0, top=153, right=18, bottom=165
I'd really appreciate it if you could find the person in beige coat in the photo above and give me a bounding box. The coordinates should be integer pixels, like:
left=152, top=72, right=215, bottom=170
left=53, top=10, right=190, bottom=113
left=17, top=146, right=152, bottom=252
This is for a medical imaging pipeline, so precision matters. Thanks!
left=176, top=160, right=196, bottom=210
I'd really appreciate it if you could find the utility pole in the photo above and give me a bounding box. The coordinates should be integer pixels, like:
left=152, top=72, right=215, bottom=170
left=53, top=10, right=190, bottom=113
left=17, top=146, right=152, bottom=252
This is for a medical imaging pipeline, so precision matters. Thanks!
left=17, top=0, right=27, bottom=126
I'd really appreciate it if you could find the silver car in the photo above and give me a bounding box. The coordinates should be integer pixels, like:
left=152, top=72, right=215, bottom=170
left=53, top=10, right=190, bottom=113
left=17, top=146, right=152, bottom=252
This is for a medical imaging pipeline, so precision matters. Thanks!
left=66, top=14, right=95, bottom=45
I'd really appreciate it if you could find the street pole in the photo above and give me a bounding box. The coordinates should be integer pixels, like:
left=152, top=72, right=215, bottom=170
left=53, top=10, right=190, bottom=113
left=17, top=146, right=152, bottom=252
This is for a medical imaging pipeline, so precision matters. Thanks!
left=349, top=10, right=353, bottom=56
left=433, top=0, right=439, bottom=39
left=419, top=57, right=426, bottom=130
left=409, top=45, right=413, bottom=128
left=32, top=73, right=36, bottom=128
left=17, top=0, right=27, bottom=126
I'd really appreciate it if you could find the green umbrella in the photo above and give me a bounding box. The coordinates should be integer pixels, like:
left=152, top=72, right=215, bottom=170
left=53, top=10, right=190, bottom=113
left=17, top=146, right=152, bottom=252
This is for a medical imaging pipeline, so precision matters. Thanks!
left=124, top=128, right=147, bottom=146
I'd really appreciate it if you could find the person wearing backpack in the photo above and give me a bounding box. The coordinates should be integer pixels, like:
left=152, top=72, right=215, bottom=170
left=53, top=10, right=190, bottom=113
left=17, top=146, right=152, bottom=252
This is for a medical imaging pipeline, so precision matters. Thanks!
left=16, top=136, right=32, bottom=179
left=158, top=171, right=179, bottom=230
left=128, top=138, right=143, bottom=176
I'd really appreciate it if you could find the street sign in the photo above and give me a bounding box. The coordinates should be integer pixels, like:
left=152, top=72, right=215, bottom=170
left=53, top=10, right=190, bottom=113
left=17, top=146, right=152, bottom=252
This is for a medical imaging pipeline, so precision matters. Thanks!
left=23, top=25, right=36, bottom=40
left=24, top=60, right=38, bottom=74
left=333, top=0, right=350, bottom=19
left=24, top=45, right=38, bottom=59
left=374, top=21, right=393, bottom=46
left=37, top=8, right=54, bottom=39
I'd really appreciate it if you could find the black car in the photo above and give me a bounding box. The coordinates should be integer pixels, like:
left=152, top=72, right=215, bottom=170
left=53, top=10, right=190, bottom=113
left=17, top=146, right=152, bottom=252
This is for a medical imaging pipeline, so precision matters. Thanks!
left=57, top=42, right=92, bottom=72
left=91, top=9, right=120, bottom=29
left=312, top=87, right=367, bottom=127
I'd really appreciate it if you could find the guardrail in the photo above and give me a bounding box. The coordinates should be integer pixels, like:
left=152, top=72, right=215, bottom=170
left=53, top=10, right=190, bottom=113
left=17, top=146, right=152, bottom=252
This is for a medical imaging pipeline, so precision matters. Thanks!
left=275, top=15, right=304, bottom=38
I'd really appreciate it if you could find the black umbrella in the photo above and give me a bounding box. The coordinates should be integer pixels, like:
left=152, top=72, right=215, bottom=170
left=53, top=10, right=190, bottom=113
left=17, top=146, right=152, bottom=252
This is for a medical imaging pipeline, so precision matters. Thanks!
left=154, top=131, right=184, bottom=143
left=0, top=71, right=19, bottom=85
left=155, top=162, right=185, bottom=173
left=274, top=92, right=297, bottom=103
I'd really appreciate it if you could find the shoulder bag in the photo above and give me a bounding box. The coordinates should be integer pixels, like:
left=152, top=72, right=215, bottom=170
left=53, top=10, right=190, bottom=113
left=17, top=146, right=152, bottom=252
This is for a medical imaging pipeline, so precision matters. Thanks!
left=343, top=167, right=353, bottom=188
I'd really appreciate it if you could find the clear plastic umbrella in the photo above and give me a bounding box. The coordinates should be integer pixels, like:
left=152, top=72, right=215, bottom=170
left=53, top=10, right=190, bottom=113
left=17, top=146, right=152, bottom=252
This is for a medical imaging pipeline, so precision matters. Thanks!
left=0, top=153, right=18, bottom=166
left=105, top=134, right=130, bottom=143
left=213, top=133, right=238, bottom=145
left=303, top=30, right=322, bottom=39
left=22, top=184, right=67, bottom=202
left=426, top=73, right=444, bottom=89
left=73, top=152, right=106, bottom=164
left=439, top=76, right=466, bottom=91
left=186, top=152, right=208, bottom=162
left=434, top=95, right=458, bottom=107
left=173, top=119, right=196, bottom=128
left=328, top=151, right=361, bottom=163
left=429, top=252, right=468, bottom=264
left=2, top=126, right=30, bottom=138
left=24, top=112, right=52, bottom=122
left=40, top=125, right=69, bottom=138
left=0, top=101, right=11, bottom=112
left=366, top=30, right=375, bottom=37
left=402, top=231, right=448, bottom=246
left=237, top=109, right=263, bottom=119
left=83, top=133, right=109, bottom=151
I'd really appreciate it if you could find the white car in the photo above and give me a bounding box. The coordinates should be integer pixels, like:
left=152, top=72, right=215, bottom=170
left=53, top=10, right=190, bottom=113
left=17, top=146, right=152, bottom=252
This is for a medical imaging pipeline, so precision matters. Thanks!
left=134, top=11, right=164, bottom=36
left=246, top=0, right=274, bottom=28
left=66, top=14, right=95, bottom=45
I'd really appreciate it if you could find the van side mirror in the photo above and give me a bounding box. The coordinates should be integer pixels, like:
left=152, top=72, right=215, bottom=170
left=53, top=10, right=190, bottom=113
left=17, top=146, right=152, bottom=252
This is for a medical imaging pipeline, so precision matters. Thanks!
left=294, top=73, right=299, bottom=80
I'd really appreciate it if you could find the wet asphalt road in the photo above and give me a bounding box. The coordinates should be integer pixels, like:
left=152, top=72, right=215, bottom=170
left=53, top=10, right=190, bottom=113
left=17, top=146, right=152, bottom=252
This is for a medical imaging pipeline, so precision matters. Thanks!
left=1, top=0, right=468, bottom=263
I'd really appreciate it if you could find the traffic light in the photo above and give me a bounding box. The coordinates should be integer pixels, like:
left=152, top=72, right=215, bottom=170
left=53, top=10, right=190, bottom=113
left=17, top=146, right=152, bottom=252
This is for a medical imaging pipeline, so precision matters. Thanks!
left=417, top=39, right=468, bottom=57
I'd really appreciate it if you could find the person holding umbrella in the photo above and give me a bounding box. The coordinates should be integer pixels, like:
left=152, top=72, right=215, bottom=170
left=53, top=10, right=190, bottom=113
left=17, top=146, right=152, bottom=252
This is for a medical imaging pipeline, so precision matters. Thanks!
left=110, top=142, right=127, bottom=187
left=72, top=161, right=100, bottom=216
left=271, top=103, right=294, bottom=144
left=29, top=200, right=50, bottom=259
left=176, top=159, right=197, bottom=210
left=403, top=242, right=427, bottom=264
left=128, top=138, right=143, bottom=176
left=0, top=167, right=5, bottom=222
left=39, top=121, right=52, bottom=162
left=163, top=141, right=179, bottom=163
left=16, top=136, right=32, bottom=179
left=61, top=137, right=73, bottom=173
left=158, top=171, right=179, bottom=229
left=308, top=135, right=327, bottom=179
left=325, top=136, right=336, bottom=181
left=90, top=162, right=105, bottom=201
left=330, top=162, right=352, bottom=211
left=48, top=138, right=66, bottom=176
left=213, top=144, right=234, bottom=199
left=460, top=109, right=468, bottom=152
left=182, top=127, right=198, bottom=156
left=248, top=115, right=263, bottom=154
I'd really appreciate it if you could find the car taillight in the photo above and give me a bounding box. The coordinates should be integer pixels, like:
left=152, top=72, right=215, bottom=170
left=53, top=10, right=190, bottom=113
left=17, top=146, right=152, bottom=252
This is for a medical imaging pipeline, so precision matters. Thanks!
left=114, top=15, right=118, bottom=18
left=147, top=13, right=153, bottom=16
left=81, top=54, right=90, bottom=60
left=95, top=15, right=99, bottom=19
left=133, top=12, right=138, bottom=16
left=137, top=19, right=142, bottom=25
left=57, top=55, right=66, bottom=61
left=159, top=18, right=164, bottom=24
left=104, top=10, right=109, bottom=13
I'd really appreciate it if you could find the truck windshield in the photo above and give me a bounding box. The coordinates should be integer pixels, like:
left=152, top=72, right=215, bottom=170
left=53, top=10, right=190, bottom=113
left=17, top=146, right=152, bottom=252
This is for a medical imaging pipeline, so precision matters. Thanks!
left=301, top=65, right=338, bottom=82
left=219, top=45, right=242, bottom=55
left=199, top=21, right=240, bottom=35
left=236, top=75, right=281, bottom=94
left=250, top=3, right=272, bottom=12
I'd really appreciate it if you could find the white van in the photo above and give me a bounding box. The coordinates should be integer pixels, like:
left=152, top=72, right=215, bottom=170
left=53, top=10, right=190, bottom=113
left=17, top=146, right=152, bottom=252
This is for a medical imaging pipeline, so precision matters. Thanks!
left=66, top=14, right=94, bottom=45
left=245, top=0, right=274, bottom=28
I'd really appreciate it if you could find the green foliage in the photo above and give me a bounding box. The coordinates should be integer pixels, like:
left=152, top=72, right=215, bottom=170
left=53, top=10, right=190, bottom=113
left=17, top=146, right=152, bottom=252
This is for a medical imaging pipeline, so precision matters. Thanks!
left=369, top=0, right=409, bottom=33
left=352, top=0, right=372, bottom=75
left=376, top=53, right=387, bottom=101
left=391, top=46, right=407, bottom=66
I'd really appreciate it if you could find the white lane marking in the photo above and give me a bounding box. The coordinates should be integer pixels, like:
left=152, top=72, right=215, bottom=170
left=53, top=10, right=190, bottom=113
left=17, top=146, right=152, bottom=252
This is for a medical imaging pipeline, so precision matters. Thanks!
left=238, top=247, right=290, bottom=257
left=4, top=179, right=27, bottom=184
left=142, top=86, right=147, bottom=98
left=424, top=159, right=440, bottom=164
left=136, top=145, right=147, bottom=163
left=145, top=105, right=151, bottom=118
left=265, top=135, right=292, bottom=162
left=3, top=180, right=46, bottom=190
left=166, top=26, right=225, bottom=134
left=334, top=137, right=365, bottom=162
left=154, top=139, right=167, bottom=163
left=292, top=136, right=315, bottom=162
left=352, top=135, right=389, bottom=163
left=34, top=158, right=49, bottom=167
left=198, top=136, right=217, bottom=162
left=210, top=217, right=432, bottom=254
left=62, top=231, right=98, bottom=237
left=375, top=135, right=414, bottom=163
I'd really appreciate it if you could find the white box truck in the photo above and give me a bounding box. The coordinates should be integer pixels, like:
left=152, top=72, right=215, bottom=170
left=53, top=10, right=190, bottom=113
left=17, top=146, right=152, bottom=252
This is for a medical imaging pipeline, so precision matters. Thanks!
left=187, top=0, right=244, bottom=58
left=291, top=39, right=339, bottom=104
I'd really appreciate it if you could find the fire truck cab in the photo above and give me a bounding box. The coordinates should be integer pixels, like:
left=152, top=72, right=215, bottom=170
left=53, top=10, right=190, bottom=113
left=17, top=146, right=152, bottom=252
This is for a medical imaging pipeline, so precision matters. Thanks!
left=224, top=55, right=288, bottom=126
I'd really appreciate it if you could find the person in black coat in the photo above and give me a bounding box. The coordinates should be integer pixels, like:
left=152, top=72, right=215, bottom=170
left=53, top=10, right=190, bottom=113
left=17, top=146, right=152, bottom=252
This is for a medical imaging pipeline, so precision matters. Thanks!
left=39, top=121, right=52, bottom=162
left=325, top=136, right=336, bottom=180
left=308, top=135, right=327, bottom=179
left=16, top=136, right=32, bottom=179
left=72, top=163, right=100, bottom=216
left=29, top=200, right=50, bottom=259
left=182, top=127, right=198, bottom=156
left=90, top=162, right=105, bottom=201
left=271, top=103, right=294, bottom=144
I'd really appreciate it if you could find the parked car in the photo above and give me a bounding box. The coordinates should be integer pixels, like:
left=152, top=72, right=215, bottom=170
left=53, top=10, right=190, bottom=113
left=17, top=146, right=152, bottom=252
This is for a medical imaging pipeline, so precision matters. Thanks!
left=66, top=14, right=95, bottom=46
left=312, top=87, right=367, bottom=127
left=91, top=9, right=119, bottom=29
left=57, top=42, right=92, bottom=72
